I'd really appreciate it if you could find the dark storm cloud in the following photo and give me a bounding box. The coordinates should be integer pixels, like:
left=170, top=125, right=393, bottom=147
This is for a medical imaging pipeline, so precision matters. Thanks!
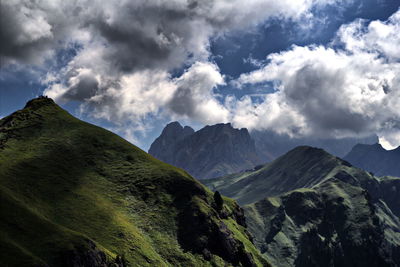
left=1, top=0, right=338, bottom=70
left=284, top=64, right=370, bottom=134
left=39, top=0, right=333, bottom=107
left=0, top=1, right=53, bottom=64
left=61, top=70, right=99, bottom=101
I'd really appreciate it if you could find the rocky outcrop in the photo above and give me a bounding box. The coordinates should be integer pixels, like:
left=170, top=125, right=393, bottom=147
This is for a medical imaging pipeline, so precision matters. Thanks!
left=59, top=240, right=125, bottom=267
left=176, top=195, right=264, bottom=267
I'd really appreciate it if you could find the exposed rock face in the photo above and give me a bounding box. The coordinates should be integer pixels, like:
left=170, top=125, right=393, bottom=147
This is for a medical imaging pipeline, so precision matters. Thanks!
left=344, top=143, right=400, bottom=177
left=59, top=240, right=125, bottom=267
left=148, top=122, right=195, bottom=161
left=149, top=122, right=262, bottom=179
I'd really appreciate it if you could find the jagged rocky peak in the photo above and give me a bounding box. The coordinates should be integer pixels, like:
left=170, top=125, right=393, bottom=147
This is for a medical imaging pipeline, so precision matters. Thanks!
left=200, top=123, right=250, bottom=136
left=162, top=121, right=194, bottom=137
left=149, top=121, right=194, bottom=160
left=149, top=122, right=262, bottom=179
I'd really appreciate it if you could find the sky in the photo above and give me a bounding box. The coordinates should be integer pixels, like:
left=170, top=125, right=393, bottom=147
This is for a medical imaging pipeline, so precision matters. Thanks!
left=1, top=0, right=400, bottom=151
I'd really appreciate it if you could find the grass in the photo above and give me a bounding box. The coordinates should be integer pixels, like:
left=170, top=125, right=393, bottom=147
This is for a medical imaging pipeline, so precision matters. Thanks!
left=0, top=98, right=268, bottom=266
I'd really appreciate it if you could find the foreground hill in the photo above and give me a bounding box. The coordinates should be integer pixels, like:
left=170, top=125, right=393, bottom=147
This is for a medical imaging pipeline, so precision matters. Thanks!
left=204, top=146, right=400, bottom=267
left=149, top=122, right=261, bottom=179
left=0, top=97, right=268, bottom=267
left=344, top=143, right=400, bottom=177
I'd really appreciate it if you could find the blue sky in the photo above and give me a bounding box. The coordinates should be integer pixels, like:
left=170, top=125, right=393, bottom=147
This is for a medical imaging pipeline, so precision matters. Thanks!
left=1, top=0, right=400, bottom=150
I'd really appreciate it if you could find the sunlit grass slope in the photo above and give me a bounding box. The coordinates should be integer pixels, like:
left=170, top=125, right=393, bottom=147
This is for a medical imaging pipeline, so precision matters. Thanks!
left=0, top=97, right=269, bottom=267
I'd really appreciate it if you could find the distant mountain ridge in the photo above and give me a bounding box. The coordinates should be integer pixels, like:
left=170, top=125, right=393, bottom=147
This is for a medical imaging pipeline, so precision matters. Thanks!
left=344, top=143, right=400, bottom=177
left=149, top=122, right=262, bottom=179
left=252, top=130, right=378, bottom=162
left=203, top=146, right=400, bottom=267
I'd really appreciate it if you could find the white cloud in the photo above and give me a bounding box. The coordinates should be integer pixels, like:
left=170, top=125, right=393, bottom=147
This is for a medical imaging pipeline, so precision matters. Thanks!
left=337, top=12, right=400, bottom=61
left=169, top=62, right=229, bottom=124
left=45, top=61, right=228, bottom=139
left=2, top=0, right=351, bottom=142
left=235, top=9, right=400, bottom=148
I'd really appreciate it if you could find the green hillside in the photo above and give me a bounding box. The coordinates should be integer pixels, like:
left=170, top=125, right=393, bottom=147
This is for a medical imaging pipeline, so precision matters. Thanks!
left=204, top=146, right=400, bottom=267
left=0, top=97, right=269, bottom=267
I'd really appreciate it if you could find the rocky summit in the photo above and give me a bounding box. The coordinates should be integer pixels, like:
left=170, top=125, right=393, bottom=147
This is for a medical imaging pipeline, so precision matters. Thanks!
left=149, top=122, right=262, bottom=179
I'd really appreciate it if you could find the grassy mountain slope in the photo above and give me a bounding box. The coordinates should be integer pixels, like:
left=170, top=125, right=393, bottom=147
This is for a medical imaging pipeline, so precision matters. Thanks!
left=0, top=97, right=269, bottom=267
left=204, top=146, right=352, bottom=205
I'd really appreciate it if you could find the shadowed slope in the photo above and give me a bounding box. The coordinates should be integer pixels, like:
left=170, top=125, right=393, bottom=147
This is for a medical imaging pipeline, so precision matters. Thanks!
left=204, top=145, right=400, bottom=267
left=244, top=178, right=400, bottom=267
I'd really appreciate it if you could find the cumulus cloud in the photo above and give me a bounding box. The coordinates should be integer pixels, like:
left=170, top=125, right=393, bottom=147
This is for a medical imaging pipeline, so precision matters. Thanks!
left=2, top=0, right=336, bottom=67
left=0, top=0, right=81, bottom=64
left=236, top=9, right=400, bottom=148
left=47, top=61, right=228, bottom=124
left=169, top=62, right=229, bottom=124
left=1, top=0, right=349, bottom=142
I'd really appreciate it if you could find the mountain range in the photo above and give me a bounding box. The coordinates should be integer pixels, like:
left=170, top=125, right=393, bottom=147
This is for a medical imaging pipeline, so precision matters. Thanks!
left=344, top=143, right=400, bottom=177
left=203, top=146, right=400, bottom=267
left=252, top=130, right=378, bottom=162
left=149, top=122, right=262, bottom=179
left=0, top=97, right=268, bottom=267
left=149, top=122, right=377, bottom=179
